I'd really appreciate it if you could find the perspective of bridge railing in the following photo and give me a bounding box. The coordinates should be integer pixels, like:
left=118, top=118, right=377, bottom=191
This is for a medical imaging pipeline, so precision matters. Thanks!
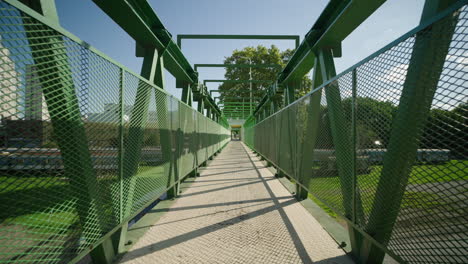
left=0, top=0, right=229, bottom=263
left=243, top=1, right=467, bottom=264
left=0, top=0, right=467, bottom=263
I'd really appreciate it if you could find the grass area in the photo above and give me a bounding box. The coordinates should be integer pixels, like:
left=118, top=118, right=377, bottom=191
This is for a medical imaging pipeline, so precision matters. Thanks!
left=306, top=160, right=467, bottom=221
left=366, top=160, right=468, bottom=185
left=0, top=164, right=170, bottom=230
left=0, top=164, right=173, bottom=262
left=0, top=176, right=67, bottom=194
left=308, top=194, right=339, bottom=220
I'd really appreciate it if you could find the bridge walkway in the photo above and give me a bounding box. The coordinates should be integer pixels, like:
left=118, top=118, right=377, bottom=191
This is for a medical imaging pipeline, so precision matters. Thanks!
left=118, top=141, right=353, bottom=264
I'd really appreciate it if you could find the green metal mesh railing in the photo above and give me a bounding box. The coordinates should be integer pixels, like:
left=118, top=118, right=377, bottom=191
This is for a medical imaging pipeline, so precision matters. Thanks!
left=0, top=2, right=229, bottom=263
left=243, top=5, right=467, bottom=264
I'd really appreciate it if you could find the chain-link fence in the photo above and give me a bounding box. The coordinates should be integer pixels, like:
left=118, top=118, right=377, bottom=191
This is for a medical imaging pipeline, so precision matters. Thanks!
left=0, top=2, right=230, bottom=263
left=243, top=4, right=467, bottom=264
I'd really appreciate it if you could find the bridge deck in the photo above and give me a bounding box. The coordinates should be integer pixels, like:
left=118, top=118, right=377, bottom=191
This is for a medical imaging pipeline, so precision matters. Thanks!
left=118, top=141, right=353, bottom=264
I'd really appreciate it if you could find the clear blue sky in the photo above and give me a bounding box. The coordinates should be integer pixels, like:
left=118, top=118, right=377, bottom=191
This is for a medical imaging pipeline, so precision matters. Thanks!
left=55, top=0, right=425, bottom=99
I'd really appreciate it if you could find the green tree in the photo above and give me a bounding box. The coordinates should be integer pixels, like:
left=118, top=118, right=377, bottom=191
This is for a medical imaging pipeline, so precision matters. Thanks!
left=219, top=45, right=312, bottom=106
left=422, top=101, right=467, bottom=159
left=344, top=97, right=396, bottom=148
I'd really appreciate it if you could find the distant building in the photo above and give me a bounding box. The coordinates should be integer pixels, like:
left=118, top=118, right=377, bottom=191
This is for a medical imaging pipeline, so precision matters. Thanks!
left=87, top=103, right=133, bottom=123
left=87, top=103, right=158, bottom=124
left=25, top=65, right=49, bottom=121
left=0, top=37, right=19, bottom=122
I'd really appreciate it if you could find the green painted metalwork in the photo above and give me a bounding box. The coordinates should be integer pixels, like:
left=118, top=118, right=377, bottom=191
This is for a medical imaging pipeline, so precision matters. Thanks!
left=204, top=79, right=273, bottom=85
left=194, top=63, right=281, bottom=71
left=19, top=0, right=110, bottom=248
left=0, top=2, right=230, bottom=263
left=91, top=0, right=196, bottom=84
left=177, top=34, right=300, bottom=49
left=243, top=1, right=468, bottom=263
left=252, top=0, right=388, bottom=117
left=362, top=1, right=461, bottom=262
left=1, top=0, right=468, bottom=264
left=92, top=0, right=224, bottom=125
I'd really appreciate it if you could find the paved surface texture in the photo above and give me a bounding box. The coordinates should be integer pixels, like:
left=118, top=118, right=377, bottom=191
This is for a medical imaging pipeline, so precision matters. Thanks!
left=119, top=141, right=353, bottom=264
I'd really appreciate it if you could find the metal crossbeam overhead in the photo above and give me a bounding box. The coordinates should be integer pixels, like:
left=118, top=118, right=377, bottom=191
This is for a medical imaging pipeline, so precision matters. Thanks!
left=91, top=0, right=224, bottom=120
left=204, top=79, right=273, bottom=85
left=92, top=0, right=196, bottom=83
left=177, top=34, right=300, bottom=48
left=219, top=99, right=255, bottom=101
left=253, top=0, right=389, bottom=116
left=215, top=98, right=262, bottom=104
left=212, top=90, right=264, bottom=96
left=215, top=96, right=262, bottom=99
left=219, top=103, right=253, bottom=105
left=220, top=104, right=254, bottom=107
left=194, top=63, right=281, bottom=71
left=1, top=1, right=466, bottom=264
left=221, top=106, right=253, bottom=108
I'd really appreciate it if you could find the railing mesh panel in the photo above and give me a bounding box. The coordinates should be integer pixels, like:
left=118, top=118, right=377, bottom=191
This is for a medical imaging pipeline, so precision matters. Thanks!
left=243, top=5, right=467, bottom=263
left=0, top=2, right=229, bottom=263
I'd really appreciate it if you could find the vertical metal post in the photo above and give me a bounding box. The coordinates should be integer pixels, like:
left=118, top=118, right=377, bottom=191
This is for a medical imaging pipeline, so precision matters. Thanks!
left=242, top=98, right=245, bottom=119
left=319, top=49, right=354, bottom=215
left=351, top=69, right=357, bottom=225
left=284, top=83, right=295, bottom=107
left=296, top=58, right=322, bottom=201
left=197, top=96, right=205, bottom=113
left=113, top=68, right=128, bottom=255
left=348, top=68, right=365, bottom=259
left=122, top=49, right=159, bottom=218
left=182, top=83, right=192, bottom=106
left=249, top=59, right=253, bottom=115
left=206, top=104, right=211, bottom=119
left=317, top=49, right=365, bottom=259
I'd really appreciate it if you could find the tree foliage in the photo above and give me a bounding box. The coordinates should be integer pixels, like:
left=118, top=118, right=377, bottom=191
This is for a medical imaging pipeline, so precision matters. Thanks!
left=219, top=45, right=312, bottom=105
left=315, top=97, right=466, bottom=159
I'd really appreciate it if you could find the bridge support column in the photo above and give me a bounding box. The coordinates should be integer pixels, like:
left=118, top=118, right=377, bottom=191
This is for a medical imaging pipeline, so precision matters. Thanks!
left=317, top=48, right=366, bottom=260
left=362, top=1, right=459, bottom=262
left=181, top=82, right=193, bottom=106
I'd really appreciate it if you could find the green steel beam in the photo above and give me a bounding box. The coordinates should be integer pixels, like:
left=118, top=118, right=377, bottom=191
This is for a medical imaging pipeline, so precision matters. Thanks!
left=220, top=104, right=253, bottom=106
left=278, top=0, right=386, bottom=84
left=213, top=91, right=264, bottom=97
left=362, top=1, right=460, bottom=262
left=215, top=96, right=262, bottom=101
left=254, top=0, right=387, bottom=116
left=221, top=106, right=253, bottom=108
left=194, top=63, right=281, bottom=71
left=222, top=108, right=252, bottom=110
left=219, top=100, right=256, bottom=103
left=221, top=104, right=253, bottom=107
left=318, top=48, right=361, bottom=230
left=91, top=0, right=197, bottom=84
left=19, top=0, right=110, bottom=252
left=221, top=107, right=253, bottom=109
left=122, top=49, right=158, bottom=219
left=177, top=34, right=300, bottom=49
left=181, top=83, right=193, bottom=106
left=204, top=79, right=273, bottom=85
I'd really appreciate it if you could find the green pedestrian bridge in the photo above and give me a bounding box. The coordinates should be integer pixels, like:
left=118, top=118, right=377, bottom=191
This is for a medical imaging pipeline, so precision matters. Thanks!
left=0, top=0, right=467, bottom=263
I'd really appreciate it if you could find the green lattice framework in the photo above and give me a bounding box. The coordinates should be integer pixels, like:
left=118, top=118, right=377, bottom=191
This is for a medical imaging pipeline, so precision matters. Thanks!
left=0, top=1, right=229, bottom=263
left=243, top=2, right=467, bottom=263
